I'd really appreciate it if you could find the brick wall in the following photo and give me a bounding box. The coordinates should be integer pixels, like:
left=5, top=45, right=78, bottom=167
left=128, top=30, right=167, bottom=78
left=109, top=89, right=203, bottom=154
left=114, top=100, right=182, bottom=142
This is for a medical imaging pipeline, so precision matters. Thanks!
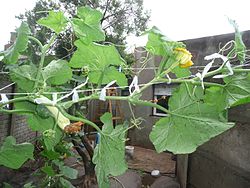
left=0, top=74, right=37, bottom=144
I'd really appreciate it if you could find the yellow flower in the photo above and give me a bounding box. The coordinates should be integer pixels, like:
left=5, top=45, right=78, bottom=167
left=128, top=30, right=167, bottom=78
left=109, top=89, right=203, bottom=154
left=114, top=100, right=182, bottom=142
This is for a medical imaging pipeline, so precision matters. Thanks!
left=174, top=48, right=194, bottom=68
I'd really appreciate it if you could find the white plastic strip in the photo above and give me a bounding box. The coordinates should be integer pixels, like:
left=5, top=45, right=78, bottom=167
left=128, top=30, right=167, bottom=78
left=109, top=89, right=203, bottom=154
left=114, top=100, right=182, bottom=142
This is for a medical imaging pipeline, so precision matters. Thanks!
left=166, top=74, right=172, bottom=84
left=99, top=80, right=117, bottom=101
left=0, top=94, right=9, bottom=108
left=129, top=76, right=140, bottom=95
left=57, top=77, right=89, bottom=102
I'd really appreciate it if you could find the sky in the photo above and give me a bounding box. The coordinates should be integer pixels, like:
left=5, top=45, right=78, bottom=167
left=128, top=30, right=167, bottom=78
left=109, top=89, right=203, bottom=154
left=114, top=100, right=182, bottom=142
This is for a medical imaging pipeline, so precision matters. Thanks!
left=0, top=0, right=250, bottom=50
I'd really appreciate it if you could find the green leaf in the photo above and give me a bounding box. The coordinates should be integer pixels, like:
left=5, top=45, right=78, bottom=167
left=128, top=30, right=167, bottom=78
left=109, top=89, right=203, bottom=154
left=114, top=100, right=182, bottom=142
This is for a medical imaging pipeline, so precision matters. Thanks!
left=3, top=182, right=13, bottom=188
left=228, top=19, right=246, bottom=63
left=59, top=177, right=76, bottom=188
left=59, top=165, right=78, bottom=179
left=146, top=27, right=184, bottom=56
left=89, top=66, right=127, bottom=86
left=43, top=60, right=72, bottom=85
left=14, top=100, right=37, bottom=114
left=23, top=182, right=35, bottom=188
left=41, top=165, right=56, bottom=177
left=149, top=84, right=234, bottom=154
left=172, top=65, right=191, bottom=78
left=27, top=115, right=63, bottom=151
left=10, top=64, right=37, bottom=92
left=3, top=22, right=30, bottom=64
left=0, top=136, right=34, bottom=169
left=27, top=114, right=55, bottom=132
left=36, top=104, right=51, bottom=119
left=93, top=113, right=128, bottom=188
left=41, top=150, right=61, bottom=160
left=204, top=86, right=227, bottom=111
left=37, top=11, right=67, bottom=34
left=72, top=6, right=105, bottom=43
left=223, top=73, right=250, bottom=107
left=69, top=41, right=124, bottom=69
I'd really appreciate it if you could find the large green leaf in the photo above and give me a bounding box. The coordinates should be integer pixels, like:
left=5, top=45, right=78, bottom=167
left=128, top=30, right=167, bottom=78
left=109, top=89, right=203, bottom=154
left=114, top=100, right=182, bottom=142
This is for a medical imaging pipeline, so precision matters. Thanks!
left=27, top=114, right=54, bottom=132
left=93, top=113, right=127, bottom=188
left=14, top=100, right=37, bottom=114
left=27, top=114, right=63, bottom=151
left=149, top=84, right=234, bottom=154
left=37, top=11, right=67, bottom=34
left=223, top=73, right=250, bottom=107
left=10, top=64, right=37, bottom=92
left=69, top=40, right=124, bottom=69
left=72, top=6, right=105, bottom=43
left=4, top=22, right=30, bottom=64
left=59, top=165, right=78, bottom=179
left=0, top=136, right=34, bottom=169
left=146, top=27, right=184, bottom=57
left=89, top=66, right=127, bottom=87
left=59, top=177, right=75, bottom=188
left=53, top=160, right=78, bottom=179
left=43, top=60, right=72, bottom=85
left=204, top=86, right=227, bottom=111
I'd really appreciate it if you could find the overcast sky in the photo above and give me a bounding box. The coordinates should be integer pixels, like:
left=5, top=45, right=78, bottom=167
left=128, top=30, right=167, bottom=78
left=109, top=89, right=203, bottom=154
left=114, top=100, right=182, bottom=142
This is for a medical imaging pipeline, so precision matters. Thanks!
left=0, top=0, right=250, bottom=50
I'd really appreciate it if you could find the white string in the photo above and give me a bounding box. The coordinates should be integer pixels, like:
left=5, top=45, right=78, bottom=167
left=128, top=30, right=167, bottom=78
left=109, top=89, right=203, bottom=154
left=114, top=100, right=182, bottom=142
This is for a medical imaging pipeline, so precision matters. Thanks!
left=0, top=78, right=188, bottom=96
left=0, top=82, right=15, bottom=91
left=1, top=63, right=249, bottom=75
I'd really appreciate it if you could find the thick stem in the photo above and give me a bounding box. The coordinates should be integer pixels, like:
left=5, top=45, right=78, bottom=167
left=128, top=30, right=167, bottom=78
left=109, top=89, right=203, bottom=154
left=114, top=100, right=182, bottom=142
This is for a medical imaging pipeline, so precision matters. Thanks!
left=80, top=134, right=94, bottom=158
left=58, top=106, right=102, bottom=133
left=34, top=34, right=57, bottom=90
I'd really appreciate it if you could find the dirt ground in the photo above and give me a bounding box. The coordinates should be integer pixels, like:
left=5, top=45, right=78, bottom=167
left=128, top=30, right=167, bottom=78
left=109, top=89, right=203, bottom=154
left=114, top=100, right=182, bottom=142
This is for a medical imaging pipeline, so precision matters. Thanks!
left=127, top=146, right=176, bottom=174
left=0, top=146, right=176, bottom=187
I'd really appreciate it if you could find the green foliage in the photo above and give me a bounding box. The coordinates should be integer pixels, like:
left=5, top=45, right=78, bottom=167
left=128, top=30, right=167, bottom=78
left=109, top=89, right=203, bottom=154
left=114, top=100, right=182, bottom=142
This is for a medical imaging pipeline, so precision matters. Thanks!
left=59, top=177, right=75, bottom=188
left=18, top=0, right=150, bottom=59
left=93, top=113, right=128, bottom=187
left=0, top=136, right=34, bottom=169
left=53, top=160, right=78, bottom=179
left=229, top=19, right=246, bottom=63
left=41, top=164, right=56, bottom=177
left=72, top=6, right=105, bottom=43
left=69, top=41, right=124, bottom=68
left=88, top=66, right=127, bottom=86
left=69, top=40, right=127, bottom=86
left=150, top=84, right=234, bottom=154
left=146, top=27, right=185, bottom=57
left=43, top=60, right=72, bottom=85
left=10, top=64, right=37, bottom=92
left=223, top=73, right=250, bottom=107
left=27, top=115, right=63, bottom=151
left=37, top=11, right=67, bottom=34
left=3, top=22, right=30, bottom=64
left=1, top=6, right=250, bottom=188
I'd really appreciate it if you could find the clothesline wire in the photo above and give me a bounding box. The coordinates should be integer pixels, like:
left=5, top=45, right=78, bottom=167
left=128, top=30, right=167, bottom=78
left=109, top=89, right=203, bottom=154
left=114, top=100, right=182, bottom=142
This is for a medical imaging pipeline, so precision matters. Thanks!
left=0, top=82, right=15, bottom=92
left=0, top=62, right=250, bottom=75
left=0, top=77, right=193, bottom=96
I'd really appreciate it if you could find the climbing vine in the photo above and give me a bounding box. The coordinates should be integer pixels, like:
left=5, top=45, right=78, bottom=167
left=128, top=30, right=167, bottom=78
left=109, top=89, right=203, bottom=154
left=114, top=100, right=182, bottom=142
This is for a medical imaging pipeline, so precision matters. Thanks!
left=0, top=6, right=250, bottom=188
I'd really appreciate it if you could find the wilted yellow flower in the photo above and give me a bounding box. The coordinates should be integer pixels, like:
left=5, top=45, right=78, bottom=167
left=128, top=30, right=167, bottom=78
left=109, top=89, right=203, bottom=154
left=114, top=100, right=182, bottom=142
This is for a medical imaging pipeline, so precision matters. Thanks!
left=174, top=48, right=194, bottom=68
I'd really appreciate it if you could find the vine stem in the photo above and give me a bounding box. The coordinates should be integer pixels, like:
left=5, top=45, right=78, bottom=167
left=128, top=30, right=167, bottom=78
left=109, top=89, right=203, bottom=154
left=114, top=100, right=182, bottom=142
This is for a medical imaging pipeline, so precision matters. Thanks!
left=57, top=106, right=102, bottom=133
left=33, top=34, right=57, bottom=90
